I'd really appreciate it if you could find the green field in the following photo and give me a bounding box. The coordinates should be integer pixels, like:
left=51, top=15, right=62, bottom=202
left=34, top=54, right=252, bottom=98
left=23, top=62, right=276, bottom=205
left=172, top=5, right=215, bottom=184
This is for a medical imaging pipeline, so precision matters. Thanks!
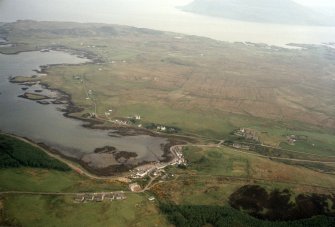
left=2, top=194, right=170, bottom=227
left=0, top=136, right=168, bottom=226
left=182, top=146, right=335, bottom=188
left=0, top=168, right=125, bottom=193
left=152, top=146, right=335, bottom=206
left=182, top=146, right=250, bottom=177
left=152, top=146, right=335, bottom=225
left=280, top=138, right=335, bottom=157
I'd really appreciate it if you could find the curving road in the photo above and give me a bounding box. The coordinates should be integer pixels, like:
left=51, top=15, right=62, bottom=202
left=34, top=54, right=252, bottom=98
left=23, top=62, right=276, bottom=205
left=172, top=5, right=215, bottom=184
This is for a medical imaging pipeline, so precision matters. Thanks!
left=1, top=133, right=130, bottom=182
left=3, top=132, right=335, bottom=195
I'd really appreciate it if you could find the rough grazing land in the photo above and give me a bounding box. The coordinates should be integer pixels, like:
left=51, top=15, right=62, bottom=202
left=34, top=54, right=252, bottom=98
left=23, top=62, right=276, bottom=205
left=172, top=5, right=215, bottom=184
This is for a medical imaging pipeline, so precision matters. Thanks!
left=1, top=21, right=335, bottom=135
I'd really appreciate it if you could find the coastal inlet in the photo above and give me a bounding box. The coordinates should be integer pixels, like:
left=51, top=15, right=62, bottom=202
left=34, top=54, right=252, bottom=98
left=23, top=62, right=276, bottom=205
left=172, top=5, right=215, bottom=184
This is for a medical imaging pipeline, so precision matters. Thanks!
left=0, top=50, right=175, bottom=176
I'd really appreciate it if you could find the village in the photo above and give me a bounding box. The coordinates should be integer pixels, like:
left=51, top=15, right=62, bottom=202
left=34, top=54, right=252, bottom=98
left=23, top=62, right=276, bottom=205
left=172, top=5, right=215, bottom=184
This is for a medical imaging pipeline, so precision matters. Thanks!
left=74, top=191, right=126, bottom=203
left=68, top=77, right=188, bottom=198
left=222, top=128, right=261, bottom=150
left=71, top=146, right=186, bottom=204
left=72, top=141, right=186, bottom=204
left=233, top=128, right=259, bottom=142
left=129, top=145, right=185, bottom=179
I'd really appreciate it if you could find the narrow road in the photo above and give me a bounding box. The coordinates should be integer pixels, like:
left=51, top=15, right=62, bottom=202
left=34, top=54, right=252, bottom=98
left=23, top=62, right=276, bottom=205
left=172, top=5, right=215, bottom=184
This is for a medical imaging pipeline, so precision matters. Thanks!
left=178, top=174, right=335, bottom=191
left=141, top=174, right=160, bottom=192
left=0, top=190, right=129, bottom=196
left=0, top=191, right=80, bottom=195
left=2, top=133, right=130, bottom=182
left=226, top=146, right=335, bottom=164
left=3, top=132, right=335, bottom=197
left=187, top=144, right=335, bottom=164
left=231, top=140, right=335, bottom=159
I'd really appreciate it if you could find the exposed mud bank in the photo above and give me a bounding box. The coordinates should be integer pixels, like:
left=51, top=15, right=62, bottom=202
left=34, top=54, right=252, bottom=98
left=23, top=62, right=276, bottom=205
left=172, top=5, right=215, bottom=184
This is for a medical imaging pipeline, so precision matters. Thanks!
left=5, top=49, right=193, bottom=176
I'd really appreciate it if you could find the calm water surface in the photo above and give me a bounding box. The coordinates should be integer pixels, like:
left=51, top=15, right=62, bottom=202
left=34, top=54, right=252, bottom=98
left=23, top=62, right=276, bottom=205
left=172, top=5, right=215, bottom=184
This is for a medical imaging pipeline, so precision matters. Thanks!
left=0, top=51, right=167, bottom=168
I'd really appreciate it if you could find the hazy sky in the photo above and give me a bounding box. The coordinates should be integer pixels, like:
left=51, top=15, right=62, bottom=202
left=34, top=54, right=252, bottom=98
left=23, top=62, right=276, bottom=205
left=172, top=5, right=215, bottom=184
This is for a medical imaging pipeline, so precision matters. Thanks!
left=293, top=0, right=335, bottom=17
left=175, top=0, right=335, bottom=9
left=175, top=0, right=335, bottom=16
left=294, top=0, right=335, bottom=7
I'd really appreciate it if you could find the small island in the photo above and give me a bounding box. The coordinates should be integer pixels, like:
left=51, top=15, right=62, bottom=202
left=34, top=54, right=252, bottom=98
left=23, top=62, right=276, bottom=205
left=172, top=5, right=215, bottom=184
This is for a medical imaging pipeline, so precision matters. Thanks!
left=18, top=92, right=50, bottom=101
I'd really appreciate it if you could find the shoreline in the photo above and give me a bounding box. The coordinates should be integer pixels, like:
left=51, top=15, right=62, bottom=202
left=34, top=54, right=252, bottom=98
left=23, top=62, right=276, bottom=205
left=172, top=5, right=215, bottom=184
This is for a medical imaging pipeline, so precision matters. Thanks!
left=0, top=130, right=187, bottom=179
left=0, top=132, right=130, bottom=181
left=3, top=48, right=194, bottom=176
left=0, top=21, right=330, bottom=49
left=0, top=44, right=104, bottom=62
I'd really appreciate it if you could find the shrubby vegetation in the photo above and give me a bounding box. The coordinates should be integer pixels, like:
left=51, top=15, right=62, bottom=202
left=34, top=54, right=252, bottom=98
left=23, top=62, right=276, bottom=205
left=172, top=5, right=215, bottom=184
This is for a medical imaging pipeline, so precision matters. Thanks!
left=144, top=122, right=181, bottom=133
left=159, top=203, right=335, bottom=227
left=0, top=135, right=70, bottom=171
left=229, top=185, right=335, bottom=221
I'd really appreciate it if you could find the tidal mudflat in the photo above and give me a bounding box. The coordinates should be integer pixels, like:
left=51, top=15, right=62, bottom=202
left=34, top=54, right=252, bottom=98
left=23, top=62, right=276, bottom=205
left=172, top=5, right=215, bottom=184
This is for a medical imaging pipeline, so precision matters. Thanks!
left=0, top=51, right=170, bottom=176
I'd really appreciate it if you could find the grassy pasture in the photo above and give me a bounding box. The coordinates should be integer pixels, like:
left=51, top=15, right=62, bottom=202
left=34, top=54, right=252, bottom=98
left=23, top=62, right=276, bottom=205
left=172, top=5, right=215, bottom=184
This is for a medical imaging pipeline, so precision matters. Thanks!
left=2, top=194, right=170, bottom=227
left=152, top=146, right=335, bottom=206
left=0, top=136, right=167, bottom=227
left=0, top=168, right=126, bottom=193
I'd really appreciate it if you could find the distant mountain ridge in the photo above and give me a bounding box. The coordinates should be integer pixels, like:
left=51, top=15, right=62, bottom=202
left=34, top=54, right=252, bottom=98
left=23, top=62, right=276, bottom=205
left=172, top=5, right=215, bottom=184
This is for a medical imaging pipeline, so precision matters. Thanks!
left=181, top=0, right=334, bottom=26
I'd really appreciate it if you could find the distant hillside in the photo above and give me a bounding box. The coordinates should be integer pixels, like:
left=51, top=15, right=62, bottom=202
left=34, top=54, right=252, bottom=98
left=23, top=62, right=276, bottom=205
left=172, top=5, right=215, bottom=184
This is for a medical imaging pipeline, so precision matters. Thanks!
left=181, top=0, right=334, bottom=26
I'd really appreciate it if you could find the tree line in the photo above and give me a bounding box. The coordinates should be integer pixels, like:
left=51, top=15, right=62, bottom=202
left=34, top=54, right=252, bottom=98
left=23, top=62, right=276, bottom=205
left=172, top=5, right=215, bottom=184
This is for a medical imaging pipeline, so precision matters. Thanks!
left=159, top=203, right=335, bottom=227
left=0, top=135, right=70, bottom=171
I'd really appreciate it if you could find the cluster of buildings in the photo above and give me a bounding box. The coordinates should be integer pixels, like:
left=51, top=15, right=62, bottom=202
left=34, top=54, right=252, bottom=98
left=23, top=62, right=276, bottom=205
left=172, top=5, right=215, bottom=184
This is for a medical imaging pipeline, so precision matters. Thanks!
left=287, top=135, right=297, bottom=145
left=156, top=125, right=166, bottom=131
left=234, top=128, right=259, bottom=142
left=286, top=134, right=307, bottom=145
left=104, top=109, right=113, bottom=117
left=111, top=119, right=129, bottom=125
left=110, top=115, right=141, bottom=126
left=74, top=191, right=126, bottom=203
left=166, top=146, right=186, bottom=166
left=129, top=163, right=162, bottom=178
left=129, top=146, right=186, bottom=179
